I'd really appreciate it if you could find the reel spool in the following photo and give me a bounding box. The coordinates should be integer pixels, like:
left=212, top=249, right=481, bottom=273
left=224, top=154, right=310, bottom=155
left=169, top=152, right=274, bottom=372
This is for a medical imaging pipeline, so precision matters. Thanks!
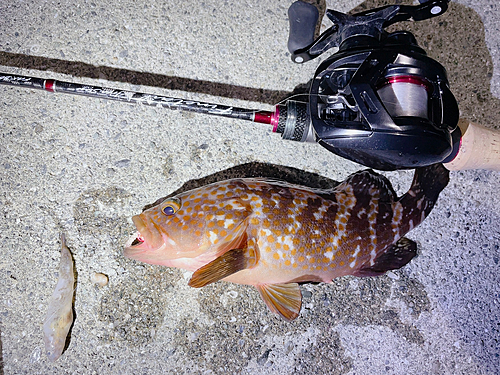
left=282, top=0, right=460, bottom=170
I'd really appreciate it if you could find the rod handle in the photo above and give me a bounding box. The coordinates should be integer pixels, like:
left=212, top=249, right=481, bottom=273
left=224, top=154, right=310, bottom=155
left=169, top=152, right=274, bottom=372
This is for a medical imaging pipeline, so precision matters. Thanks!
left=444, top=119, right=500, bottom=171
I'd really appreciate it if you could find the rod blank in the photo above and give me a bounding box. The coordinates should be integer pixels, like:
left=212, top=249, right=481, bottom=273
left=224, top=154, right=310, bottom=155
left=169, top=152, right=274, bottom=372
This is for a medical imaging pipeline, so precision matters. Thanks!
left=0, top=73, right=275, bottom=124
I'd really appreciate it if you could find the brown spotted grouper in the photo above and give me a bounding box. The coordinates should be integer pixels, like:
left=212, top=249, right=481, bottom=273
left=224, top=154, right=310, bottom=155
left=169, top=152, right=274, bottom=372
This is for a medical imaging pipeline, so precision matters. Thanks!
left=124, top=164, right=449, bottom=320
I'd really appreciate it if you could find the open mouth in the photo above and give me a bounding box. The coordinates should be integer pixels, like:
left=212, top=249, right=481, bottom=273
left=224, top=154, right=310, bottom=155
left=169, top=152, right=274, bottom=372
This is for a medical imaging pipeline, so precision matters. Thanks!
left=124, top=231, right=145, bottom=249
left=130, top=235, right=144, bottom=247
left=124, top=229, right=154, bottom=262
left=124, top=214, right=165, bottom=255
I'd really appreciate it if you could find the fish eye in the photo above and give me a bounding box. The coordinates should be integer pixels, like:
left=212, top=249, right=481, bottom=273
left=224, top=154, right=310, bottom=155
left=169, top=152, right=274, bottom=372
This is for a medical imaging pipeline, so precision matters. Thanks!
left=161, top=198, right=181, bottom=216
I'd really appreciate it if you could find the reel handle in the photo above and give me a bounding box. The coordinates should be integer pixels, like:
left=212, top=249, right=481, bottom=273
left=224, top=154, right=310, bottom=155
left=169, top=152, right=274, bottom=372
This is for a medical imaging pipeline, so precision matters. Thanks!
left=287, top=1, right=319, bottom=63
left=287, top=0, right=450, bottom=64
left=444, top=120, right=500, bottom=171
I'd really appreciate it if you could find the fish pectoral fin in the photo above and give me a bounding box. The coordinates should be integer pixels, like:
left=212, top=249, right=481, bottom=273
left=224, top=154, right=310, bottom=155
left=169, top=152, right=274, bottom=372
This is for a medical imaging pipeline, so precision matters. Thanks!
left=353, top=237, right=417, bottom=277
left=256, top=283, right=302, bottom=321
left=188, top=247, right=257, bottom=288
left=213, top=220, right=249, bottom=257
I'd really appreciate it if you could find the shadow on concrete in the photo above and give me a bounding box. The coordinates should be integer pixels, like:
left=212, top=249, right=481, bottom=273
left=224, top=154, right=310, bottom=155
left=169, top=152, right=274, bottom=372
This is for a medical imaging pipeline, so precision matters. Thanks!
left=0, top=0, right=498, bottom=129
left=0, top=51, right=292, bottom=106
left=142, top=161, right=342, bottom=210
left=0, top=1, right=331, bottom=107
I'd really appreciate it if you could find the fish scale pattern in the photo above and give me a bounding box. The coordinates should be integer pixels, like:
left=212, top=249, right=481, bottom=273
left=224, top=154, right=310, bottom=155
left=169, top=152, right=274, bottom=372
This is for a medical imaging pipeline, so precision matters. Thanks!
left=125, top=164, right=449, bottom=320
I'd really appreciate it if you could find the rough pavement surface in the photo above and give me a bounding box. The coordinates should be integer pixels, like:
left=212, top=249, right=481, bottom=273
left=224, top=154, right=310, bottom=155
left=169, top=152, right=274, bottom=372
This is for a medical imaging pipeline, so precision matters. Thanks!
left=1, top=0, right=499, bottom=374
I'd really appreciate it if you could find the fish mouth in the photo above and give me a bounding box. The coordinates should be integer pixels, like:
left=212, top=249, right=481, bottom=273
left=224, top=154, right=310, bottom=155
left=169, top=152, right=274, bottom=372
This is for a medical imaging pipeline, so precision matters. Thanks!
left=124, top=230, right=145, bottom=255
left=124, top=214, right=164, bottom=258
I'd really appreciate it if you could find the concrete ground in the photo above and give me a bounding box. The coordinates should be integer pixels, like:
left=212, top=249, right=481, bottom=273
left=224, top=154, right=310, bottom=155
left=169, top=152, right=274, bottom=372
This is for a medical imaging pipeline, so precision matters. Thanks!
left=0, top=0, right=499, bottom=374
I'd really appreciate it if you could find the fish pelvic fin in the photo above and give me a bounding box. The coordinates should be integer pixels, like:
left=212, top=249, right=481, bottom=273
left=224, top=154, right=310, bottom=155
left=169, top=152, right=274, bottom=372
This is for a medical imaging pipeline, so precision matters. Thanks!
left=188, top=246, right=257, bottom=288
left=353, top=237, right=417, bottom=277
left=256, top=283, right=302, bottom=321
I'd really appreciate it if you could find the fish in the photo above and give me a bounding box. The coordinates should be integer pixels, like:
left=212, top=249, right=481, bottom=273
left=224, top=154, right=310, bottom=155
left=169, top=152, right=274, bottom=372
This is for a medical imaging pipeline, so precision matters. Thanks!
left=124, top=164, right=449, bottom=321
left=43, top=234, right=75, bottom=361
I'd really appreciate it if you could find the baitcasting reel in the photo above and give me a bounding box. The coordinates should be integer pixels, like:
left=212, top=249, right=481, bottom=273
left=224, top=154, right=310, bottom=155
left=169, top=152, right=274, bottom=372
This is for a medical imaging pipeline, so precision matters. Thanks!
left=0, top=0, right=461, bottom=170
left=276, top=0, right=460, bottom=170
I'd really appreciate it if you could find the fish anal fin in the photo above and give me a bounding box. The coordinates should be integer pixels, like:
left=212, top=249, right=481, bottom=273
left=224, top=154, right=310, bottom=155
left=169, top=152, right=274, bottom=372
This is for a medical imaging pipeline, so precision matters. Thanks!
left=188, top=247, right=257, bottom=288
left=354, top=237, right=417, bottom=277
left=256, top=283, right=302, bottom=321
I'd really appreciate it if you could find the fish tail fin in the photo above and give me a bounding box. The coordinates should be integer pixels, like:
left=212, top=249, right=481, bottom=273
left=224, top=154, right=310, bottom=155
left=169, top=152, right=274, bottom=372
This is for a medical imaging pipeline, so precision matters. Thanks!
left=396, top=163, right=449, bottom=234
left=409, top=163, right=450, bottom=203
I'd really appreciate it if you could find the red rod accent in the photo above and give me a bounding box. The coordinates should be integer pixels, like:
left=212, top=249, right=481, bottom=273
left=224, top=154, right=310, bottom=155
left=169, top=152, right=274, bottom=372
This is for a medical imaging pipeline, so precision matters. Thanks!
left=44, top=79, right=55, bottom=92
left=253, top=110, right=274, bottom=124
left=271, top=105, right=279, bottom=132
left=253, top=106, right=280, bottom=132
left=253, top=108, right=280, bottom=132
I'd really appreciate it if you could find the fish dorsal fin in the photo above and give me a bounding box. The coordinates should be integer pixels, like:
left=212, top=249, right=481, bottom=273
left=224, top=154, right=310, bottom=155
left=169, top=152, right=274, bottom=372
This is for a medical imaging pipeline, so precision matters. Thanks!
left=188, top=246, right=257, bottom=288
left=256, top=283, right=302, bottom=321
left=337, top=169, right=397, bottom=203
left=353, top=237, right=417, bottom=277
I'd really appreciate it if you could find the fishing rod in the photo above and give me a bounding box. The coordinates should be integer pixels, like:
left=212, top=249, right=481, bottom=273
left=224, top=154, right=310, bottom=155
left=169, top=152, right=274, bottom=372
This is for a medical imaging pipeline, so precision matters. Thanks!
left=0, top=71, right=313, bottom=144
left=1, top=0, right=499, bottom=171
left=0, top=73, right=281, bottom=127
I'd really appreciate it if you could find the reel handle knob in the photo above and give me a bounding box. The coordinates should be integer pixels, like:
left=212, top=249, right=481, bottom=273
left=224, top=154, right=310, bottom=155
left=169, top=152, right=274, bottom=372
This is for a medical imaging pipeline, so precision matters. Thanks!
left=287, top=1, right=319, bottom=63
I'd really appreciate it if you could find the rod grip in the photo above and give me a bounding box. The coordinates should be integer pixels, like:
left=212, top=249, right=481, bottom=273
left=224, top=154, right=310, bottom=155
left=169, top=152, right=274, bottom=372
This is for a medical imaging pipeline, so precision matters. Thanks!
left=444, top=119, right=500, bottom=171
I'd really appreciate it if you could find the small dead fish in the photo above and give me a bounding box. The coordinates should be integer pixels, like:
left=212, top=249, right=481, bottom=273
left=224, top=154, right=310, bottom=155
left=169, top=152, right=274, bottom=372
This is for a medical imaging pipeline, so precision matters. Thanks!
left=43, top=234, right=75, bottom=361
left=125, top=164, right=449, bottom=320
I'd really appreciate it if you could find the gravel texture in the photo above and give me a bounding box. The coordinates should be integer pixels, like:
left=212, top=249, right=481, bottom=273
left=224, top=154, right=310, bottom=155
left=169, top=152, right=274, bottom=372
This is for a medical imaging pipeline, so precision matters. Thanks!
left=0, top=0, right=499, bottom=374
